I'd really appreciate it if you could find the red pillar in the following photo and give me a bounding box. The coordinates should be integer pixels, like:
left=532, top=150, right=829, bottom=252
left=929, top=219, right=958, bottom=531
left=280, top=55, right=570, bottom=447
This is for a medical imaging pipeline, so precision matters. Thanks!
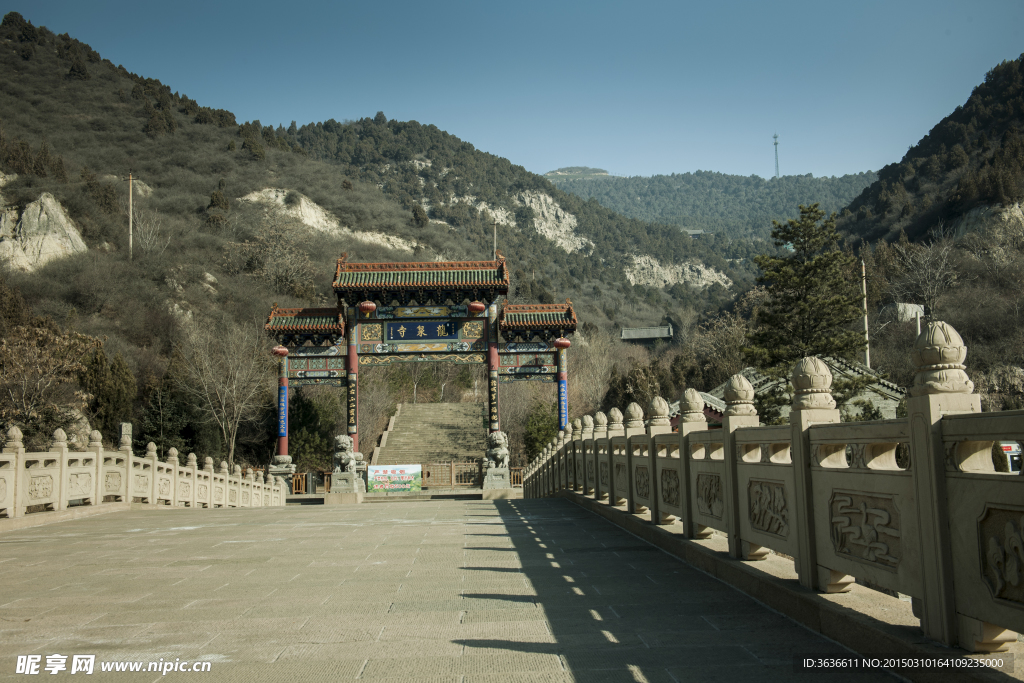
left=273, top=346, right=289, bottom=459
left=487, top=303, right=500, bottom=432
left=347, top=319, right=359, bottom=452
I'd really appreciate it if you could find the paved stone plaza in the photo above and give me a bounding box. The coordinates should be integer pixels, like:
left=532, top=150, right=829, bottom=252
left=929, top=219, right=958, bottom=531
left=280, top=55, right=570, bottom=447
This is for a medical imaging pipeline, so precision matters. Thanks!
left=0, top=499, right=890, bottom=682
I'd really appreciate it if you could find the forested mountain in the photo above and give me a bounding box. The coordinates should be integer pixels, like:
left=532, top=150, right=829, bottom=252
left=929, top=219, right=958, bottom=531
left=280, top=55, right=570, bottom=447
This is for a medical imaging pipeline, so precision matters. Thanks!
left=0, top=12, right=780, bottom=462
left=546, top=169, right=877, bottom=239
left=838, top=53, right=1024, bottom=242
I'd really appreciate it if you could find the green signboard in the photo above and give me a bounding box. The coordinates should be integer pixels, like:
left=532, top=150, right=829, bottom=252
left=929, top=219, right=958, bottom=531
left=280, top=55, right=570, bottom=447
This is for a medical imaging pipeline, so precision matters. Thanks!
left=367, top=465, right=422, bottom=492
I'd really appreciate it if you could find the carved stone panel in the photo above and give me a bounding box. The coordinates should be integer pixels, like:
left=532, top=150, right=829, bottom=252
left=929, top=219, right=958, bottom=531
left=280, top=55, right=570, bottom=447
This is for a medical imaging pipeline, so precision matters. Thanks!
left=105, top=472, right=121, bottom=493
left=661, top=469, right=680, bottom=507
left=215, top=486, right=224, bottom=503
left=979, top=506, right=1024, bottom=605
left=0, top=479, right=6, bottom=504
left=229, top=489, right=237, bottom=503
left=587, top=461, right=595, bottom=482
left=253, top=493, right=261, bottom=506
left=696, top=473, right=723, bottom=519
left=829, top=490, right=901, bottom=571
left=198, top=484, right=208, bottom=500
left=614, top=462, right=627, bottom=491
left=28, top=475, right=53, bottom=500
left=748, top=480, right=789, bottom=537
left=634, top=466, right=650, bottom=498
left=134, top=474, right=149, bottom=493
left=178, top=482, right=191, bottom=499
left=600, top=462, right=609, bottom=486
left=242, top=491, right=249, bottom=505
left=68, top=473, right=92, bottom=497
left=158, top=479, right=171, bottom=497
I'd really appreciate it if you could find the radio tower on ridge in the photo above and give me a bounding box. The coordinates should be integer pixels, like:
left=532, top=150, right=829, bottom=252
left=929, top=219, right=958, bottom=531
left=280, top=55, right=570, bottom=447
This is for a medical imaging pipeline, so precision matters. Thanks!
left=773, top=133, right=780, bottom=178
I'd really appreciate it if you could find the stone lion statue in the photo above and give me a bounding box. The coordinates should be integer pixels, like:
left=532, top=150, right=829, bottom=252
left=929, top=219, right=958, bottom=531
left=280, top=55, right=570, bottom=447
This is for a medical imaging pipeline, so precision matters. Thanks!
left=485, top=431, right=510, bottom=469
left=333, top=434, right=363, bottom=474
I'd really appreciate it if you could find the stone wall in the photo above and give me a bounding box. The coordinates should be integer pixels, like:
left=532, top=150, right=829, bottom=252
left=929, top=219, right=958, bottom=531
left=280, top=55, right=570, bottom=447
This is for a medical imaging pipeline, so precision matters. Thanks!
left=525, top=321, right=1023, bottom=655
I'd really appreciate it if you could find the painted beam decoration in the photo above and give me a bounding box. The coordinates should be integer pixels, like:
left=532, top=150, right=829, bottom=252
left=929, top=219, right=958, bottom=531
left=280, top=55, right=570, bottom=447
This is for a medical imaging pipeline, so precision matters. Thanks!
left=357, top=316, right=487, bottom=355
left=498, top=351, right=557, bottom=382
left=284, top=353, right=348, bottom=387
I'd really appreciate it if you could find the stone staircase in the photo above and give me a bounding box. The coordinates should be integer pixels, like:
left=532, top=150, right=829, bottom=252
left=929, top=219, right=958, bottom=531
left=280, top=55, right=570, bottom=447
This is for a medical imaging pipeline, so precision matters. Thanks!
left=374, top=403, right=487, bottom=466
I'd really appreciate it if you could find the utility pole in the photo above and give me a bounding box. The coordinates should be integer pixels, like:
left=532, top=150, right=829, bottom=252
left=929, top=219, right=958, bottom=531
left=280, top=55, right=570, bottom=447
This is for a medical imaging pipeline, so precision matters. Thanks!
left=773, top=133, right=780, bottom=179
left=862, top=259, right=870, bottom=368
left=122, top=171, right=136, bottom=261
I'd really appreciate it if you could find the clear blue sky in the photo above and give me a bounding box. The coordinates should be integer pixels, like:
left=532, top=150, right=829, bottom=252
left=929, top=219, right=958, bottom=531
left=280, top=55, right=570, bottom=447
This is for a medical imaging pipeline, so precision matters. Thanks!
left=11, top=0, right=1024, bottom=179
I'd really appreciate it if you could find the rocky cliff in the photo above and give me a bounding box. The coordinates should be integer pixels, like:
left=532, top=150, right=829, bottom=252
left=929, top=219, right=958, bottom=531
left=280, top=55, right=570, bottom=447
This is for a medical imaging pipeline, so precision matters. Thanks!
left=0, top=188, right=88, bottom=272
left=239, top=188, right=420, bottom=253
left=623, top=255, right=732, bottom=290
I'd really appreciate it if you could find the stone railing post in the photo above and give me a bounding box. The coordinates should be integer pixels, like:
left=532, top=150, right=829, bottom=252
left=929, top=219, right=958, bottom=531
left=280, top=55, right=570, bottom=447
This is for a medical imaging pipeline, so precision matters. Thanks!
left=646, top=396, right=671, bottom=525
left=581, top=414, right=594, bottom=495
left=117, top=423, right=132, bottom=503
left=143, top=442, right=159, bottom=505
left=3, top=427, right=26, bottom=518
left=203, top=457, right=215, bottom=507
left=572, top=418, right=583, bottom=491
left=53, top=428, right=71, bottom=510
left=906, top=322, right=980, bottom=647
left=562, top=423, right=573, bottom=491
left=789, top=357, right=842, bottom=590
left=165, top=447, right=179, bottom=506
left=607, top=407, right=625, bottom=505
left=722, top=374, right=760, bottom=559
left=186, top=453, right=199, bottom=507
left=86, top=429, right=103, bottom=506
left=678, top=389, right=709, bottom=536
left=623, top=402, right=645, bottom=514
left=593, top=412, right=608, bottom=500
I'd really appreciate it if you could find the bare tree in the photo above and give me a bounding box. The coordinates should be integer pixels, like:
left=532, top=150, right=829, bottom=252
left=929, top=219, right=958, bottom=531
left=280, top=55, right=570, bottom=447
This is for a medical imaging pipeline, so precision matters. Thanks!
left=433, top=361, right=461, bottom=402
left=357, top=367, right=396, bottom=460
left=0, top=321, right=98, bottom=441
left=173, top=318, right=272, bottom=465
left=405, top=362, right=429, bottom=403
left=889, top=227, right=963, bottom=315
left=120, top=197, right=170, bottom=257
left=223, top=211, right=318, bottom=301
left=568, top=327, right=617, bottom=416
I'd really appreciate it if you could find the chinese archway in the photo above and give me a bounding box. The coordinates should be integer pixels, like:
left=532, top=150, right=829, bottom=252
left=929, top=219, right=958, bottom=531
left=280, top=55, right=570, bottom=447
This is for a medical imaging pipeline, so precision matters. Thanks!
left=264, top=252, right=576, bottom=468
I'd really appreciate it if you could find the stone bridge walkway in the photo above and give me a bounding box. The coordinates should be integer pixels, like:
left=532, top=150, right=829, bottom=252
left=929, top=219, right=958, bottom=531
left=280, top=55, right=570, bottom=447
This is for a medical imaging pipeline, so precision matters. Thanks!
left=0, top=500, right=889, bottom=682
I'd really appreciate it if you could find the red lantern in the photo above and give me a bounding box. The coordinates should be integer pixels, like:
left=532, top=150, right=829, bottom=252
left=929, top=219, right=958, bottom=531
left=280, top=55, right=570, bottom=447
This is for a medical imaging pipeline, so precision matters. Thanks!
left=358, top=300, right=377, bottom=314
left=468, top=301, right=486, bottom=314
left=553, top=337, right=571, bottom=349
left=271, top=345, right=289, bottom=357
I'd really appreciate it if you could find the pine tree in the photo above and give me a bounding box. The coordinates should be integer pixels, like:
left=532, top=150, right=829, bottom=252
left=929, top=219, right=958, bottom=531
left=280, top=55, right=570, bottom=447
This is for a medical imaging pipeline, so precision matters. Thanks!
left=79, top=348, right=136, bottom=441
left=523, top=400, right=558, bottom=462
left=67, top=56, right=89, bottom=80
left=745, top=203, right=863, bottom=374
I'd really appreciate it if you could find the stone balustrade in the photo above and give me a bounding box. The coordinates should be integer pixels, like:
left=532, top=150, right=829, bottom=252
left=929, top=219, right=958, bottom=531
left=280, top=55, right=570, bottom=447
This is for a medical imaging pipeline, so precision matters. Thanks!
left=524, top=321, right=1023, bottom=655
left=0, top=428, right=286, bottom=525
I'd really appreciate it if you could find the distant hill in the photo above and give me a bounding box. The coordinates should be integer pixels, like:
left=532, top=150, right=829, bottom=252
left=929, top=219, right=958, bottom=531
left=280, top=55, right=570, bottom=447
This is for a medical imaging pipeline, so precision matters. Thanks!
left=547, top=170, right=877, bottom=239
left=544, top=167, right=614, bottom=181
left=837, top=53, right=1024, bottom=243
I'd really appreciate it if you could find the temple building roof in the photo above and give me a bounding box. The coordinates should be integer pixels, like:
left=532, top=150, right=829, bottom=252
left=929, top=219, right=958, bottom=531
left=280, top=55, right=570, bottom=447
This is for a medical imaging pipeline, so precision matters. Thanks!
left=499, top=300, right=577, bottom=339
left=265, top=306, right=345, bottom=344
left=332, top=252, right=509, bottom=305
